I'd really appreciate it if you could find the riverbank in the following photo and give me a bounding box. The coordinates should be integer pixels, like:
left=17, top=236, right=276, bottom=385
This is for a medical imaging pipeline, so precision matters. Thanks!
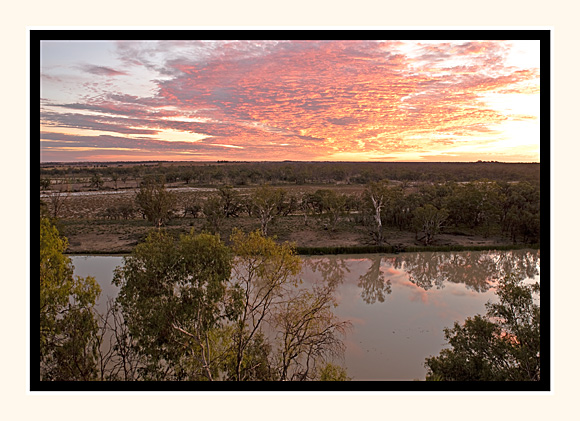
left=60, top=215, right=537, bottom=255
left=66, top=243, right=540, bottom=256
left=296, top=243, right=540, bottom=255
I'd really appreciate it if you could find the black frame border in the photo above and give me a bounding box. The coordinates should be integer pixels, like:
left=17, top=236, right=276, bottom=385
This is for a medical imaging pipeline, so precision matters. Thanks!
left=32, top=28, right=551, bottom=393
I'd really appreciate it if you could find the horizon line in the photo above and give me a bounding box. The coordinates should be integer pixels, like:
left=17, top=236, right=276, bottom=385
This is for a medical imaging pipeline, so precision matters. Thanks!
left=39, top=159, right=541, bottom=165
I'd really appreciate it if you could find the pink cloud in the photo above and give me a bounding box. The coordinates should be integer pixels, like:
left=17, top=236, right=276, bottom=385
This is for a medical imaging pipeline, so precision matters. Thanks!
left=40, top=39, right=541, bottom=162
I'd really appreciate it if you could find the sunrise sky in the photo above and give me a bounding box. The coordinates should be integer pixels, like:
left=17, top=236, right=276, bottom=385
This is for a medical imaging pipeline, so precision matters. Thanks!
left=39, top=38, right=541, bottom=162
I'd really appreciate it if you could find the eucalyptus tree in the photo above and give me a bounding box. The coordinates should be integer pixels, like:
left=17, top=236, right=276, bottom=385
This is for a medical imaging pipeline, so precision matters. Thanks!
left=40, top=217, right=101, bottom=381
left=304, top=189, right=347, bottom=231
left=203, top=193, right=226, bottom=234
left=135, top=177, right=177, bottom=228
left=182, top=194, right=202, bottom=218
left=499, top=181, right=540, bottom=244
left=425, top=275, right=540, bottom=381
left=90, top=173, right=104, bottom=190
left=229, top=229, right=350, bottom=381
left=317, top=363, right=351, bottom=381
left=47, top=190, right=68, bottom=220
left=229, top=229, right=302, bottom=380
left=299, top=192, right=317, bottom=226
left=321, top=189, right=348, bottom=231
left=251, top=184, right=286, bottom=236
left=113, top=229, right=238, bottom=381
left=272, top=280, right=351, bottom=381
left=111, top=173, right=119, bottom=190
left=218, top=185, right=243, bottom=218
left=362, top=180, right=392, bottom=245
left=412, top=204, right=449, bottom=246
left=445, top=180, right=501, bottom=234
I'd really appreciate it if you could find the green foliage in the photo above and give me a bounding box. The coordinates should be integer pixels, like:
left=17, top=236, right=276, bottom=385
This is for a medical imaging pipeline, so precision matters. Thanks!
left=181, top=195, right=202, bottom=218
left=111, top=173, right=119, bottom=190
left=182, top=168, right=194, bottom=184
left=425, top=274, right=540, bottom=381
left=303, top=189, right=328, bottom=216
left=383, top=185, right=410, bottom=231
left=90, top=173, right=104, bottom=190
left=412, top=204, right=449, bottom=245
left=317, top=363, right=351, bottom=381
left=230, top=229, right=350, bottom=381
left=218, top=185, right=242, bottom=218
left=295, top=243, right=538, bottom=255
left=500, top=181, right=540, bottom=244
left=307, top=189, right=348, bottom=230
left=251, top=185, right=287, bottom=236
left=41, top=224, right=353, bottom=381
left=203, top=193, right=226, bottom=234
left=113, top=229, right=235, bottom=380
left=199, top=186, right=243, bottom=232
left=40, top=217, right=101, bottom=380
left=273, top=282, right=351, bottom=381
left=220, top=328, right=276, bottom=381
left=135, top=178, right=177, bottom=228
left=40, top=199, right=50, bottom=219
left=442, top=180, right=502, bottom=239
left=42, top=163, right=540, bottom=250
left=229, top=229, right=301, bottom=380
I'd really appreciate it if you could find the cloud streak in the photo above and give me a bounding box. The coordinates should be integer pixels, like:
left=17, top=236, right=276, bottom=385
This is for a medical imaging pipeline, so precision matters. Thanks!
left=80, top=64, right=129, bottom=77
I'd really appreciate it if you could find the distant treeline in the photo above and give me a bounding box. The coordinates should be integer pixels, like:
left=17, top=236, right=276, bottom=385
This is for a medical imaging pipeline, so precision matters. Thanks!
left=40, top=161, right=540, bottom=186
left=42, top=177, right=541, bottom=246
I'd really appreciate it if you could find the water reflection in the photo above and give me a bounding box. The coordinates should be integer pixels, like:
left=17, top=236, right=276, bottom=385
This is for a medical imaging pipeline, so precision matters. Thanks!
left=357, top=255, right=392, bottom=304
left=391, top=249, right=540, bottom=292
left=73, top=250, right=539, bottom=311
left=302, top=256, right=350, bottom=288
left=302, top=255, right=393, bottom=304
left=71, top=249, right=540, bottom=380
left=302, top=249, right=539, bottom=300
left=298, top=249, right=540, bottom=379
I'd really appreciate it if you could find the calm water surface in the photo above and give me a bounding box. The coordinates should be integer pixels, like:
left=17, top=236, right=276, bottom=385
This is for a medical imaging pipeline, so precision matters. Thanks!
left=71, top=249, right=540, bottom=381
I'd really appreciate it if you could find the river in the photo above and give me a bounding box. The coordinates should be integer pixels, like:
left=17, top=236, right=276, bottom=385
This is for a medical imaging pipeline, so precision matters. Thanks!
left=71, top=249, right=540, bottom=381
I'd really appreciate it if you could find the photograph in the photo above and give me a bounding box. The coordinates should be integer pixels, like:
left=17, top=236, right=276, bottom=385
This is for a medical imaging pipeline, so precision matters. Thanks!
left=35, top=29, right=548, bottom=392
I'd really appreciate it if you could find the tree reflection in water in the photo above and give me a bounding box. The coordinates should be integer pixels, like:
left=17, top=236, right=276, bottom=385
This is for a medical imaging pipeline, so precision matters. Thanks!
left=301, top=256, right=350, bottom=290
left=303, top=255, right=393, bottom=305
left=356, top=255, right=392, bottom=304
left=302, top=249, right=539, bottom=305
left=391, top=249, right=540, bottom=292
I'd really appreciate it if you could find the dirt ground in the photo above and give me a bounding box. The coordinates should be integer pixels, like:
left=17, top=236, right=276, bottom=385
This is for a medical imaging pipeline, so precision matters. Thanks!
left=60, top=216, right=506, bottom=255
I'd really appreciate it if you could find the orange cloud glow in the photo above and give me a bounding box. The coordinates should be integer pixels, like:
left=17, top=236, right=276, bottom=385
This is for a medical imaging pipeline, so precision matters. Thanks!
left=39, top=38, right=542, bottom=162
